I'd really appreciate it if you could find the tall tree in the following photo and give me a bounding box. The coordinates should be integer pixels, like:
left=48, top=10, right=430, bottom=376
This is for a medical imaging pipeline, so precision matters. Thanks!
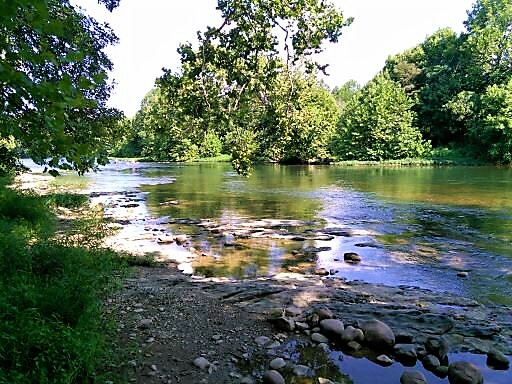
left=0, top=0, right=122, bottom=174
left=158, top=0, right=351, bottom=174
left=332, top=73, right=430, bottom=161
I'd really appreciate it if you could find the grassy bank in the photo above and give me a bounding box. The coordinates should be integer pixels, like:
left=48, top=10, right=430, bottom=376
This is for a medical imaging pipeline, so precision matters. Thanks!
left=0, top=178, right=127, bottom=384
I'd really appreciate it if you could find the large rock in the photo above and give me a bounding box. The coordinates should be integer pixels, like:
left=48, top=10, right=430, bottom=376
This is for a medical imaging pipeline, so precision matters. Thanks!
left=361, top=319, right=395, bottom=350
left=448, top=361, right=483, bottom=384
left=400, top=370, right=428, bottom=384
left=344, top=252, right=362, bottom=263
left=422, top=354, right=441, bottom=371
left=319, top=319, right=344, bottom=340
left=486, top=348, right=509, bottom=369
left=262, top=370, right=285, bottom=384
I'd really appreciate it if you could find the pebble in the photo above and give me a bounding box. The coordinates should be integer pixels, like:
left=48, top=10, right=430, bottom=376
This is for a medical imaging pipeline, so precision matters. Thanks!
left=376, top=354, right=393, bottom=366
left=193, top=357, right=210, bottom=370
left=240, top=376, right=254, bottom=384
left=262, top=370, right=285, bottom=384
left=138, top=318, right=152, bottom=329
left=255, top=336, right=271, bottom=347
left=311, top=333, right=329, bottom=343
left=293, top=364, right=311, bottom=377
left=269, top=357, right=287, bottom=370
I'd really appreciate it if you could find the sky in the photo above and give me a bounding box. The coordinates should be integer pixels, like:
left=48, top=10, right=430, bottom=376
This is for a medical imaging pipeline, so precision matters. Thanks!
left=76, top=0, right=476, bottom=117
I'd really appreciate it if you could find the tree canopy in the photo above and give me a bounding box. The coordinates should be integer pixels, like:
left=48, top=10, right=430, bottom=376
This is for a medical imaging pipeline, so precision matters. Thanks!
left=0, top=0, right=122, bottom=174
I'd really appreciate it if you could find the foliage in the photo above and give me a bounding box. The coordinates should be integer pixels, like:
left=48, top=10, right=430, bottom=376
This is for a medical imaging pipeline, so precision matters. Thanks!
left=0, top=0, right=123, bottom=175
left=332, top=73, right=430, bottom=161
left=332, top=80, right=360, bottom=110
left=154, top=0, right=351, bottom=174
left=468, top=80, right=512, bottom=162
left=46, top=192, right=89, bottom=209
left=0, top=183, right=126, bottom=384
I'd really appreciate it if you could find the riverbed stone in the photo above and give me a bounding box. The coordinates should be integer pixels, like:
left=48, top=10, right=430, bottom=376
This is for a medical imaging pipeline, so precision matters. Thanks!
left=174, top=234, right=188, bottom=245
left=285, top=306, right=303, bottom=317
left=293, top=364, right=311, bottom=377
left=269, top=357, right=287, bottom=370
left=448, top=361, right=483, bottom=384
left=255, top=336, right=271, bottom=347
left=486, top=348, right=509, bottom=369
left=361, top=319, right=395, bottom=350
left=272, top=316, right=295, bottom=332
left=394, top=344, right=417, bottom=360
left=426, top=336, right=450, bottom=361
left=315, top=268, right=329, bottom=276
left=311, top=332, right=329, bottom=344
left=376, top=354, right=393, bottom=366
left=422, top=354, right=441, bottom=371
left=315, top=307, right=334, bottom=320
left=347, top=341, right=362, bottom=351
left=400, top=370, right=428, bottom=384
left=341, top=325, right=364, bottom=343
left=319, top=319, right=344, bottom=339
left=344, top=252, right=362, bottom=263
left=262, top=370, right=285, bottom=384
left=193, top=357, right=210, bottom=370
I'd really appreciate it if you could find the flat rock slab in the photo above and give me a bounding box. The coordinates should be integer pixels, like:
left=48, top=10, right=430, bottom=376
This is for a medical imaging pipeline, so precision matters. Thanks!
left=193, top=274, right=512, bottom=354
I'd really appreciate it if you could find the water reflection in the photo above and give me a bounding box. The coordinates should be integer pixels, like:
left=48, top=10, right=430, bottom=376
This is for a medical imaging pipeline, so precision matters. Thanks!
left=134, top=163, right=512, bottom=304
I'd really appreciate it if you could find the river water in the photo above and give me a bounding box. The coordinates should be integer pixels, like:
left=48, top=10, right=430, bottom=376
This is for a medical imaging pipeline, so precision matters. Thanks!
left=110, top=162, right=512, bottom=306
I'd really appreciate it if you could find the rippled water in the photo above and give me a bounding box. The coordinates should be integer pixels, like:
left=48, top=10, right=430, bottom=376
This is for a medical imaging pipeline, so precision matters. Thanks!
left=122, top=163, right=512, bottom=306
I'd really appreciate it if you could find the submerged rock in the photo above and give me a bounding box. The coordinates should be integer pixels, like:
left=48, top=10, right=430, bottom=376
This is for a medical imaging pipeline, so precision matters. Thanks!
left=361, top=319, right=395, bottom=350
left=448, top=361, right=483, bottom=384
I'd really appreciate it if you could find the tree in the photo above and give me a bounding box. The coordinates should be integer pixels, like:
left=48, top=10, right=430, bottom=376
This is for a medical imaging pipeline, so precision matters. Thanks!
left=158, top=0, right=351, bottom=174
left=0, top=0, right=122, bottom=174
left=332, top=80, right=360, bottom=110
left=332, top=73, right=430, bottom=161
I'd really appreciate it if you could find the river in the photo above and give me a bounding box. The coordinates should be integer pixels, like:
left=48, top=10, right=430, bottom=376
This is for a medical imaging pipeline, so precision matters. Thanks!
left=90, top=162, right=512, bottom=306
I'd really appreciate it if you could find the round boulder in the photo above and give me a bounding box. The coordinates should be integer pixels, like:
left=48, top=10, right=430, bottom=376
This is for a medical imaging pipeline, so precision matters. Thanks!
left=400, top=370, right=428, bottom=384
left=344, top=252, right=362, bottom=263
left=448, top=361, right=483, bottom=384
left=319, top=319, right=344, bottom=340
left=263, top=370, right=285, bottom=384
left=486, top=348, right=509, bottom=369
left=361, top=319, right=395, bottom=350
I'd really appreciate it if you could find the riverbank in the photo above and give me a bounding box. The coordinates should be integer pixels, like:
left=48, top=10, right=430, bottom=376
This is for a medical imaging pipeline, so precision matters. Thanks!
left=12, top=169, right=512, bottom=383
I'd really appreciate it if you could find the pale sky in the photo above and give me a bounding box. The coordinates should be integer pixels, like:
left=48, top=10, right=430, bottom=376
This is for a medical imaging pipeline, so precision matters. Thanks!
left=76, top=0, right=475, bottom=117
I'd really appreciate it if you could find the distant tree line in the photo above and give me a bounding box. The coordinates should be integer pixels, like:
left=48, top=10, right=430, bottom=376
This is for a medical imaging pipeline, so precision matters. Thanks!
left=114, top=0, right=511, bottom=171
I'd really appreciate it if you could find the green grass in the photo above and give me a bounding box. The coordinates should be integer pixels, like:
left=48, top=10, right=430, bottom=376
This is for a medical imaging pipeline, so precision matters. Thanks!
left=190, top=153, right=232, bottom=163
left=0, top=180, right=127, bottom=384
left=46, top=192, right=89, bottom=209
left=48, top=174, right=90, bottom=190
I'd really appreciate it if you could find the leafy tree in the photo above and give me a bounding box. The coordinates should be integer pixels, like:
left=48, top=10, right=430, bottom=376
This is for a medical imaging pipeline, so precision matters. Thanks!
left=332, top=73, right=430, bottom=161
left=158, top=0, right=351, bottom=174
left=0, top=0, right=122, bottom=174
left=468, top=80, right=512, bottom=163
left=332, top=80, right=360, bottom=110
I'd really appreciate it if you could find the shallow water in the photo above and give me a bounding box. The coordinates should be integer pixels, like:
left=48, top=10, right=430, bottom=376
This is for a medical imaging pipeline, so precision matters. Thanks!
left=116, top=163, right=512, bottom=306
